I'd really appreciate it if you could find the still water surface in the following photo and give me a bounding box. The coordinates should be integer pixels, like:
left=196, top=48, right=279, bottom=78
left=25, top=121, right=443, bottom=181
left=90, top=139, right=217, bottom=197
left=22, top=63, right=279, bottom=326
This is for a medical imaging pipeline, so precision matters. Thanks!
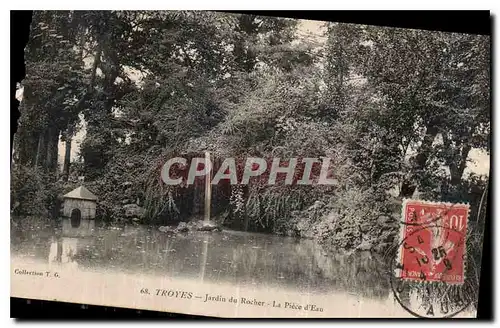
left=12, top=218, right=390, bottom=296
left=10, top=218, right=476, bottom=317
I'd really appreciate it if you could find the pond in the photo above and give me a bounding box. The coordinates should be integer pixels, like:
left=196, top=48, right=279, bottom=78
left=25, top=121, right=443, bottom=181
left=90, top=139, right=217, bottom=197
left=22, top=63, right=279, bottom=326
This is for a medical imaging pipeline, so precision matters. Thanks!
left=10, top=217, right=476, bottom=318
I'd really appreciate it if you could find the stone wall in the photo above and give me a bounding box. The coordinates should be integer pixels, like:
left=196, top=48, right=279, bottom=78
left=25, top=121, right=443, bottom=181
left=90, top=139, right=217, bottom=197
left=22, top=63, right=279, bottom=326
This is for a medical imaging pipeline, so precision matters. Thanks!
left=62, top=198, right=96, bottom=219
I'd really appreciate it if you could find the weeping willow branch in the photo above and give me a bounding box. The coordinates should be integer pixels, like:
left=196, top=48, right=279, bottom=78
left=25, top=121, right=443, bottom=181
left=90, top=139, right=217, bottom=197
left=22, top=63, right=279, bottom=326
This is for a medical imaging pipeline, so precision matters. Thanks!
left=142, top=163, right=179, bottom=222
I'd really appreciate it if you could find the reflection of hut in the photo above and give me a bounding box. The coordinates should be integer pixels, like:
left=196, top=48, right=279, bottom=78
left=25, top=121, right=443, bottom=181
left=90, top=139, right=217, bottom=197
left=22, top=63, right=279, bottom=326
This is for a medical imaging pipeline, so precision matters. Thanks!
left=49, top=237, right=79, bottom=269
left=62, top=218, right=96, bottom=238
left=48, top=235, right=95, bottom=269
left=62, top=186, right=98, bottom=226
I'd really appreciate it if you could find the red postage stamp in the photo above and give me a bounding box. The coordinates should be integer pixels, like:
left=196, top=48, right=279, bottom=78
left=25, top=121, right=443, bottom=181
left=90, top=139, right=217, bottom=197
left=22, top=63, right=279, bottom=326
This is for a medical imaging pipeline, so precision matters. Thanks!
left=396, top=199, right=469, bottom=284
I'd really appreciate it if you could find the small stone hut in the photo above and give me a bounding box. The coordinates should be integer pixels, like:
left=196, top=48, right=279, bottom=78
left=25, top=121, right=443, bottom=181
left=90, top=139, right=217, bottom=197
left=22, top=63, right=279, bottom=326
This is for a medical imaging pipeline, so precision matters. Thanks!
left=62, top=186, right=98, bottom=222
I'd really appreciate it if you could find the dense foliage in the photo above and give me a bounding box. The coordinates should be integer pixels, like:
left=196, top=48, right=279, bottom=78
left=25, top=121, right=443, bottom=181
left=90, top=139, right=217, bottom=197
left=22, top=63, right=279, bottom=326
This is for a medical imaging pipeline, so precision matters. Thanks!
left=12, top=11, right=490, bottom=253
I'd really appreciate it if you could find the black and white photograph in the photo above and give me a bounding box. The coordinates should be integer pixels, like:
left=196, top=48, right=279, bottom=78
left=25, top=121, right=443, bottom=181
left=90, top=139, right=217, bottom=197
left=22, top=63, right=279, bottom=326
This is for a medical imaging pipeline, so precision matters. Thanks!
left=10, top=10, right=490, bottom=318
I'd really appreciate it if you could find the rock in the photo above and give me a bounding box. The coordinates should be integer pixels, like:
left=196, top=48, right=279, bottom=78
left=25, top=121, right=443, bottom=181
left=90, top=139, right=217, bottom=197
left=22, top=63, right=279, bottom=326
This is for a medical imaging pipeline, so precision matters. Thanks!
left=131, top=217, right=140, bottom=222
left=123, top=204, right=145, bottom=218
left=195, top=220, right=223, bottom=232
left=187, top=221, right=199, bottom=229
left=159, top=226, right=176, bottom=233
left=176, top=221, right=189, bottom=232
left=197, top=221, right=217, bottom=231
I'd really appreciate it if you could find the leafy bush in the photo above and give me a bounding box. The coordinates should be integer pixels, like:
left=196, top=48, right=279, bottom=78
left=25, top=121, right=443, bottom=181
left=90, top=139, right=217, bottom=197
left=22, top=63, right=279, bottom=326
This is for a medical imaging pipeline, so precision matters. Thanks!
left=11, top=165, right=61, bottom=218
left=290, top=185, right=399, bottom=252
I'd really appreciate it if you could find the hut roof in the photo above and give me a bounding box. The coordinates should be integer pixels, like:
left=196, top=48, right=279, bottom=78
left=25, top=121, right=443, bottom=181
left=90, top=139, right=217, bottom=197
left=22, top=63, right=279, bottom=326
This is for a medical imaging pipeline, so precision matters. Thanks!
left=63, top=186, right=98, bottom=201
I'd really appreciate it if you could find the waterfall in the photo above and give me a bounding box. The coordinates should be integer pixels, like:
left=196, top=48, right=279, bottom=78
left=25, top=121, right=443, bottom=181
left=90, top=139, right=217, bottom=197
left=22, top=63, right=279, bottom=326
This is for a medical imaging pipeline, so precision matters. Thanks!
left=204, top=151, right=212, bottom=223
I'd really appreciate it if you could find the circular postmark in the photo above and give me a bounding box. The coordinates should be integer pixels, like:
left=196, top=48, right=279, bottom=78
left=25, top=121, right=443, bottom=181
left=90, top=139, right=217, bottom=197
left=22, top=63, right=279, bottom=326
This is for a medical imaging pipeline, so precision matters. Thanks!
left=390, top=225, right=477, bottom=318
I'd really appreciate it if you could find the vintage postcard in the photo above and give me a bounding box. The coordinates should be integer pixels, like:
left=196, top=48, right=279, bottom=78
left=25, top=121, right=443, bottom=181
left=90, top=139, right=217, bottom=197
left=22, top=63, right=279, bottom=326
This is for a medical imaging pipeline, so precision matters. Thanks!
left=11, top=11, right=490, bottom=318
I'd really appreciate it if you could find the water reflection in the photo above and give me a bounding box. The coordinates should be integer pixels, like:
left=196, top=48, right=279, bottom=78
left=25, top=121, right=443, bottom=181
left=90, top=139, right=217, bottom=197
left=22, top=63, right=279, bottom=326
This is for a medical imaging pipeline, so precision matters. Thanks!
left=46, top=219, right=96, bottom=270
left=62, top=219, right=95, bottom=238
left=12, top=218, right=391, bottom=299
left=48, top=237, right=79, bottom=269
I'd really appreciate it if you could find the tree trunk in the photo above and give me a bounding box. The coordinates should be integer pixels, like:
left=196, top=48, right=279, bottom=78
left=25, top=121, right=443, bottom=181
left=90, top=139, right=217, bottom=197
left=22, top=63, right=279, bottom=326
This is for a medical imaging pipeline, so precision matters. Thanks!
left=450, top=144, right=471, bottom=186
left=45, top=127, right=60, bottom=173
left=243, top=214, right=249, bottom=232
left=63, top=134, right=72, bottom=180
left=72, top=44, right=102, bottom=113
left=399, top=125, right=439, bottom=198
left=44, top=128, right=53, bottom=170
left=34, top=131, right=45, bottom=168
left=234, top=15, right=258, bottom=72
left=13, top=126, right=39, bottom=166
left=335, top=40, right=345, bottom=112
